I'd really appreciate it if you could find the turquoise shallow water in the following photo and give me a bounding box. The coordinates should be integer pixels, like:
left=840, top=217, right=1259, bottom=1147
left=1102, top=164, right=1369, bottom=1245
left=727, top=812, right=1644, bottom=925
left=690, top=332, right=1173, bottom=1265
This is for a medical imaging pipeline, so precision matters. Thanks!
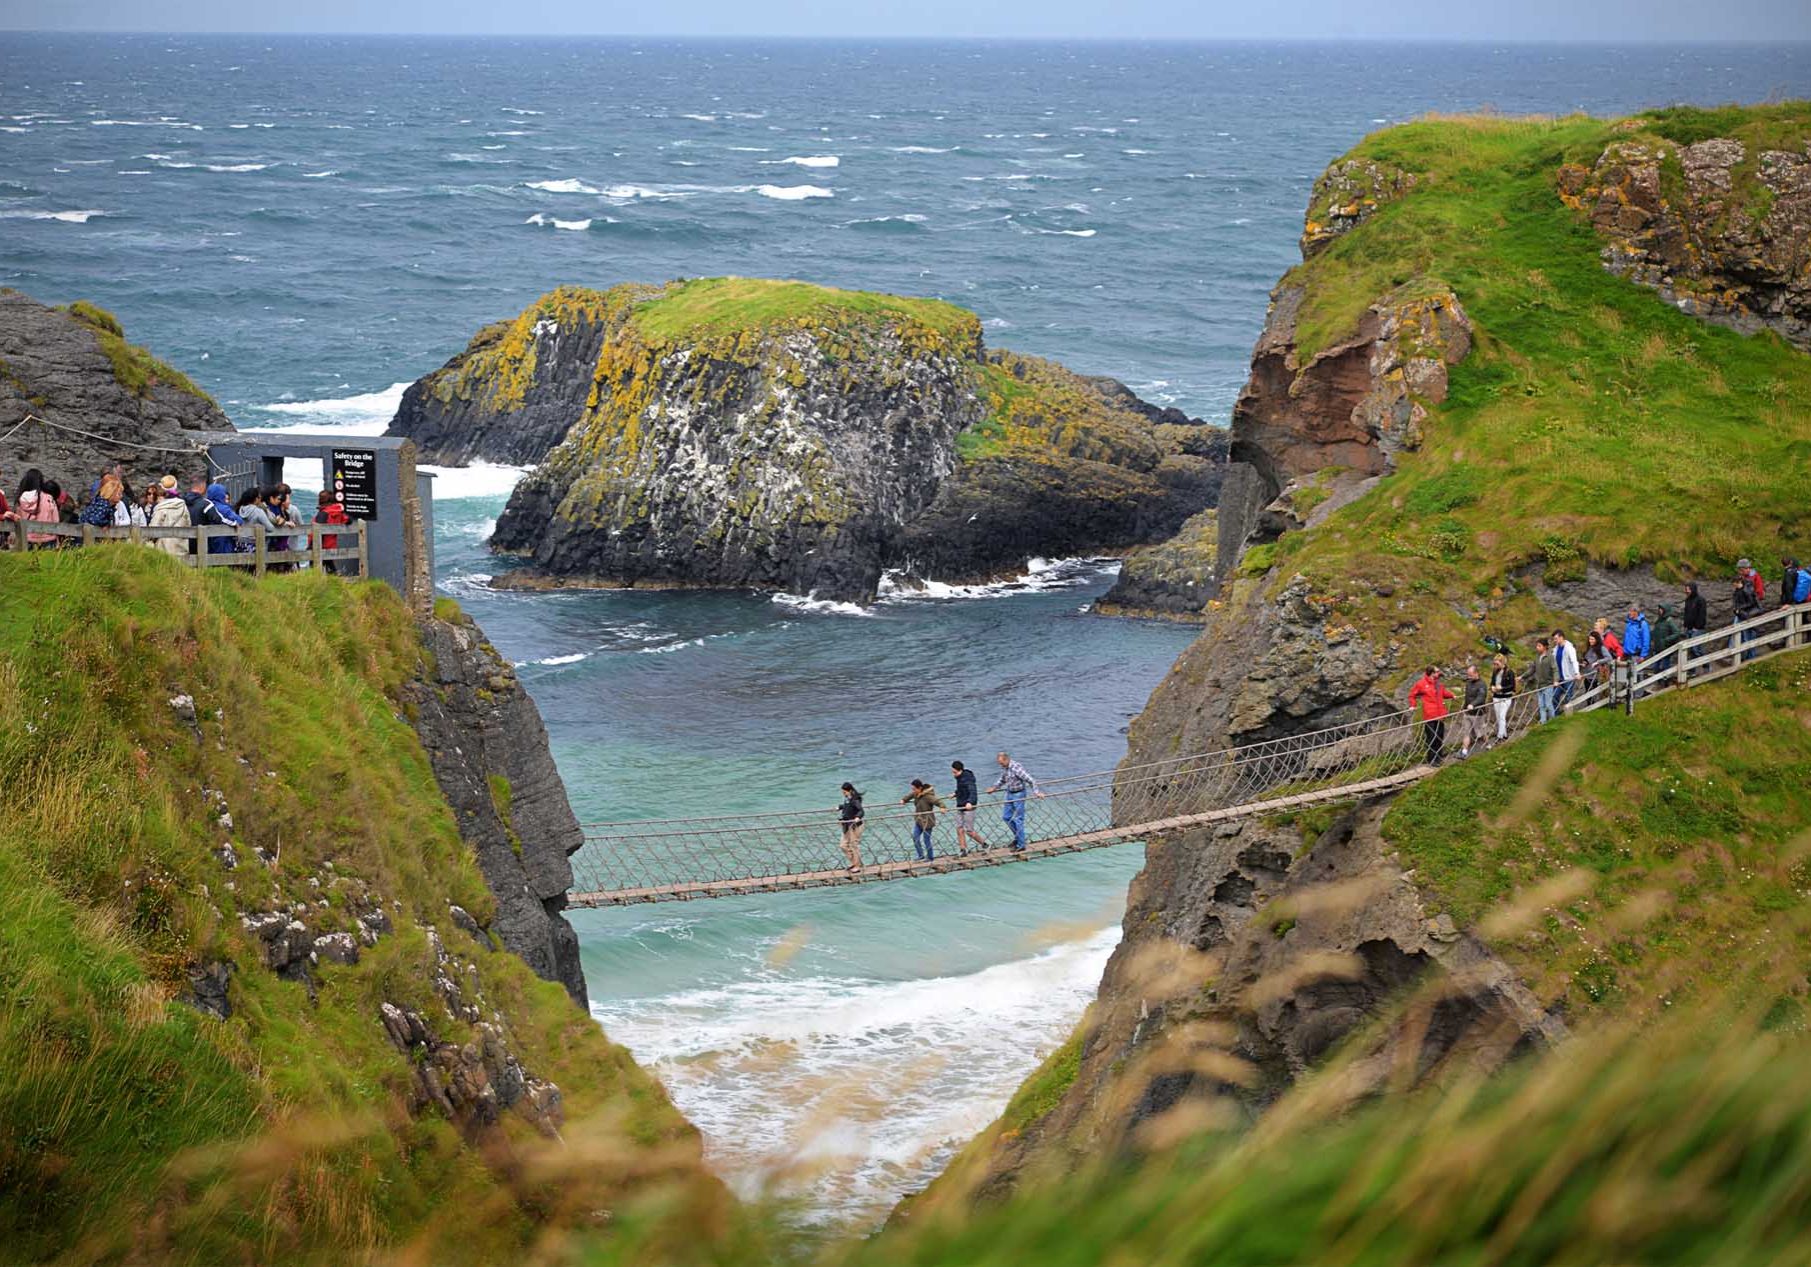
left=7, top=32, right=1808, bottom=1223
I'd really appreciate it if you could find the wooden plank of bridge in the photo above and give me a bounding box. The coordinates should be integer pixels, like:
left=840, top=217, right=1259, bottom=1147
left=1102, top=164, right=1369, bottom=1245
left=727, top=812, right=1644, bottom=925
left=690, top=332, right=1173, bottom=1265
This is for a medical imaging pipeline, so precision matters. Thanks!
left=568, top=766, right=1434, bottom=908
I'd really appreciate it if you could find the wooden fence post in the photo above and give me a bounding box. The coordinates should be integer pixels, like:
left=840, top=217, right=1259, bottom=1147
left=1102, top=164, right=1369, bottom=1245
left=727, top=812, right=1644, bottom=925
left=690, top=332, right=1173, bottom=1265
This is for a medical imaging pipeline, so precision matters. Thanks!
left=80, top=524, right=95, bottom=549
left=356, top=521, right=369, bottom=578
left=128, top=524, right=142, bottom=545
left=254, top=525, right=267, bottom=577
left=310, top=524, right=323, bottom=572
left=11, top=519, right=23, bottom=552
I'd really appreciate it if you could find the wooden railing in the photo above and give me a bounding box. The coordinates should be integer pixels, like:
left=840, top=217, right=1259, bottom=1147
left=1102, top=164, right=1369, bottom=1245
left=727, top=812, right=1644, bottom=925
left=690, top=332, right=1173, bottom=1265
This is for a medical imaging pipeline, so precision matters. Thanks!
left=1564, top=602, right=1810, bottom=714
left=6, top=517, right=368, bottom=577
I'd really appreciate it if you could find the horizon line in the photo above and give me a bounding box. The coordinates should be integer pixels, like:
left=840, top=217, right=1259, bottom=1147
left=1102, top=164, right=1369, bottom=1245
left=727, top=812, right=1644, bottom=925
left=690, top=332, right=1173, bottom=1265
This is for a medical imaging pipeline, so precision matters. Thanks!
left=3, top=30, right=1810, bottom=45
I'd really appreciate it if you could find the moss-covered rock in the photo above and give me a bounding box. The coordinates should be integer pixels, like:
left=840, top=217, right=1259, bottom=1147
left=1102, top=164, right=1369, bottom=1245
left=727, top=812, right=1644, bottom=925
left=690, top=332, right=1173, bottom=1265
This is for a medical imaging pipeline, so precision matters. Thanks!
left=0, top=289, right=230, bottom=492
left=419, top=277, right=1227, bottom=602
left=1092, top=507, right=1219, bottom=619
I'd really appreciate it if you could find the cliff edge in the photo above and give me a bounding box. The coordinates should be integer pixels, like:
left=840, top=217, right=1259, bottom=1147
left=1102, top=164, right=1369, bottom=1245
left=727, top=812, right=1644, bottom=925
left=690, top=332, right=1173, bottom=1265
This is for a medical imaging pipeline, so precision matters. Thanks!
left=926, top=103, right=1811, bottom=1207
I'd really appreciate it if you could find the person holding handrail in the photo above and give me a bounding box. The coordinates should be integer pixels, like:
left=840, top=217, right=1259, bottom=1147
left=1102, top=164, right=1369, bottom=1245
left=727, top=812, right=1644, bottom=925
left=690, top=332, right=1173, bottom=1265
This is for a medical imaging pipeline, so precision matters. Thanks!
left=1550, top=631, right=1582, bottom=711
left=949, top=760, right=990, bottom=855
left=836, top=782, right=865, bottom=872
left=1732, top=570, right=1763, bottom=661
left=1408, top=666, right=1455, bottom=766
left=1489, top=654, right=1517, bottom=743
left=988, top=752, right=1044, bottom=852
left=1531, top=637, right=1557, bottom=723
left=900, top=779, right=945, bottom=862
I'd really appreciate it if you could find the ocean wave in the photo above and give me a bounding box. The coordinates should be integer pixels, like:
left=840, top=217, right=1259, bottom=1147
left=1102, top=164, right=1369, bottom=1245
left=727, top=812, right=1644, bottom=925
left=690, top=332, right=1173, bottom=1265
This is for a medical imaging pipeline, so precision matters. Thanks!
left=0, top=208, right=107, bottom=223
left=678, top=112, right=717, bottom=122
left=756, top=183, right=833, bottom=200
left=419, top=461, right=529, bottom=500
left=726, top=146, right=771, bottom=152
left=844, top=213, right=926, bottom=230
left=524, top=212, right=593, bottom=231
left=878, top=556, right=1116, bottom=602
left=249, top=381, right=412, bottom=434
left=637, top=636, right=707, bottom=655
left=1037, top=227, right=1096, bottom=237
left=590, top=925, right=1119, bottom=1219
left=157, top=160, right=271, bottom=172
left=520, top=651, right=590, bottom=668
left=890, top=145, right=957, bottom=153
left=764, top=155, right=839, bottom=168
left=91, top=118, right=202, bottom=130
left=500, top=107, right=545, bottom=115
left=525, top=177, right=602, bottom=194
left=770, top=591, right=875, bottom=617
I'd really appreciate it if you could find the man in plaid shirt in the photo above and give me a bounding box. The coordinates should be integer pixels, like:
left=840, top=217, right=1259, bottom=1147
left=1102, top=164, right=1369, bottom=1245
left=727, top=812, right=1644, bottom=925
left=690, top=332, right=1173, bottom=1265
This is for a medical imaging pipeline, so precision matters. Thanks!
left=987, top=751, right=1045, bottom=852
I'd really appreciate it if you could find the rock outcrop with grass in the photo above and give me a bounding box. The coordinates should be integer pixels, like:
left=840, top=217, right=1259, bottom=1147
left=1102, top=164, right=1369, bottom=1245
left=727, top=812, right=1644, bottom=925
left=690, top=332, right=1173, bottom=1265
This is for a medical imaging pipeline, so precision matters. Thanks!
left=0, top=289, right=230, bottom=489
left=936, top=103, right=1811, bottom=1205
left=0, top=552, right=720, bottom=1263
left=394, top=278, right=1225, bottom=602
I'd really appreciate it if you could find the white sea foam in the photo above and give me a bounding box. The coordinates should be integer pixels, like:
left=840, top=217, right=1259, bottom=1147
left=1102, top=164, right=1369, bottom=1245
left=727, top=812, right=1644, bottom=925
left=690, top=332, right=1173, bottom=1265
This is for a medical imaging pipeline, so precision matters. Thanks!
left=526, top=177, right=603, bottom=194
left=592, top=925, right=1119, bottom=1221
left=756, top=183, right=833, bottom=200
left=1038, top=227, right=1096, bottom=237
left=0, top=208, right=107, bottom=223
left=301, top=169, right=338, bottom=178
left=92, top=118, right=202, bottom=130
left=525, top=212, right=593, bottom=231
left=501, top=107, right=545, bottom=115
left=520, top=651, right=589, bottom=668
left=764, top=155, right=839, bottom=168
left=878, top=556, right=1116, bottom=602
left=158, top=160, right=270, bottom=172
left=889, top=145, right=956, bottom=153
left=679, top=112, right=718, bottom=122
left=844, top=213, right=926, bottom=226
left=727, top=146, right=771, bottom=152
left=250, top=381, right=412, bottom=434
left=419, top=461, right=529, bottom=500
left=637, top=637, right=707, bottom=654
left=770, top=592, right=875, bottom=617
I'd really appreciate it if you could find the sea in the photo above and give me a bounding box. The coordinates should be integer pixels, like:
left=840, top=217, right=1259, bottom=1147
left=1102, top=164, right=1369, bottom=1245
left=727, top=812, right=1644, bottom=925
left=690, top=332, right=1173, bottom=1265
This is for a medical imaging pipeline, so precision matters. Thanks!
left=4, top=33, right=1806, bottom=1225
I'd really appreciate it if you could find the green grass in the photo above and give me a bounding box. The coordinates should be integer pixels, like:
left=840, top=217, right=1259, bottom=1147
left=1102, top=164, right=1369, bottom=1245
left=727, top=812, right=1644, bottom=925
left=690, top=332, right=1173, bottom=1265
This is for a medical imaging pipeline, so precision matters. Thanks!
left=63, top=299, right=217, bottom=404
left=0, top=549, right=713, bottom=1263
left=628, top=277, right=979, bottom=345
left=999, top=1033, right=1084, bottom=1135
left=1260, top=110, right=1811, bottom=663
left=1383, top=648, right=1811, bottom=1016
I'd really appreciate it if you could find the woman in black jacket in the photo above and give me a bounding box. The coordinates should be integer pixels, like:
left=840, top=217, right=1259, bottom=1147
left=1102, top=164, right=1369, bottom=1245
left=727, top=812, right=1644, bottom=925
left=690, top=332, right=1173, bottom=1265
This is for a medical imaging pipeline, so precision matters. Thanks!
left=836, top=782, right=865, bottom=871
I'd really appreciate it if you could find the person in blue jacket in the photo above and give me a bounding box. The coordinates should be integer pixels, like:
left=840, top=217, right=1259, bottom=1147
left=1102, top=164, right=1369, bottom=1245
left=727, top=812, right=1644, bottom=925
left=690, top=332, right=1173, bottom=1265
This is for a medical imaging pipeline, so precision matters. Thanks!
left=1622, top=603, right=1651, bottom=661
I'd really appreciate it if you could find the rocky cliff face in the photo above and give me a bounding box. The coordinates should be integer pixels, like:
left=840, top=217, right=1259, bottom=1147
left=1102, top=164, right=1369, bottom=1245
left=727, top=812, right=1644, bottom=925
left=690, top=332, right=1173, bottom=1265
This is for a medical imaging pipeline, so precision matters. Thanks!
left=0, top=290, right=231, bottom=490
left=407, top=609, right=589, bottom=1008
left=445, top=279, right=1224, bottom=603
left=387, top=286, right=618, bottom=466
left=1560, top=130, right=1811, bottom=350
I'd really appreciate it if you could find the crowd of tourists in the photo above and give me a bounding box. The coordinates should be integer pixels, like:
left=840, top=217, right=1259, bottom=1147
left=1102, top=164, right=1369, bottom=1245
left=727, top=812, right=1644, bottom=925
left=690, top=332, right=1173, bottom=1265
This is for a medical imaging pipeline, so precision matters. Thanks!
left=834, top=753, right=1045, bottom=871
left=0, top=463, right=353, bottom=567
left=1408, top=557, right=1810, bottom=766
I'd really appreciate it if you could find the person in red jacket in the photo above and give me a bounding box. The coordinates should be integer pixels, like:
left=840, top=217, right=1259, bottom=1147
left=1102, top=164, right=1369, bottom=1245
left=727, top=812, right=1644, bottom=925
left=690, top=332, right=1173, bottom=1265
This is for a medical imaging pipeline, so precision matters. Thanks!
left=1594, top=617, right=1624, bottom=660
left=313, top=489, right=351, bottom=574
left=1408, top=665, right=1456, bottom=767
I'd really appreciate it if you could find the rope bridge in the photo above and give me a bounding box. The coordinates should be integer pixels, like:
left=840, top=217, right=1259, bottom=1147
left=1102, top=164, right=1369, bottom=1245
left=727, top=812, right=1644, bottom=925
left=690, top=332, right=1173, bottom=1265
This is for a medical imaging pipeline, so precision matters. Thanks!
left=567, top=604, right=1811, bottom=907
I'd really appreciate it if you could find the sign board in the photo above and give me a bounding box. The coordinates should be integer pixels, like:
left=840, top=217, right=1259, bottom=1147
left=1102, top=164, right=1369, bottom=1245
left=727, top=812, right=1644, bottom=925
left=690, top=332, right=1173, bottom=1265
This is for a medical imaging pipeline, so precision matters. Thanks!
left=330, top=448, right=378, bottom=521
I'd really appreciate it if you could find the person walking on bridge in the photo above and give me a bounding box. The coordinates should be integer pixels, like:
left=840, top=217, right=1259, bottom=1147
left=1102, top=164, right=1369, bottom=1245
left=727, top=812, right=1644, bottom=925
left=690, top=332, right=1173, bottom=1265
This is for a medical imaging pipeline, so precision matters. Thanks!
left=1457, top=664, right=1488, bottom=760
left=1532, top=638, right=1557, bottom=723
left=1732, top=571, right=1763, bottom=661
left=950, top=761, right=990, bottom=855
left=1489, top=654, right=1516, bottom=743
left=1409, top=666, right=1455, bottom=766
left=901, top=780, right=945, bottom=862
left=836, top=783, right=865, bottom=872
left=1551, top=632, right=1582, bottom=711
left=988, top=752, right=1044, bottom=852
left=1622, top=604, right=1651, bottom=662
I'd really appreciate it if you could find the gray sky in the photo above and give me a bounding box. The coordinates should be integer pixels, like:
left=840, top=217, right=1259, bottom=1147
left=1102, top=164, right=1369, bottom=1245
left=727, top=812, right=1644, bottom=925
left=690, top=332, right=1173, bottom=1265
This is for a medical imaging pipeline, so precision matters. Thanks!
left=5, top=0, right=1811, bottom=40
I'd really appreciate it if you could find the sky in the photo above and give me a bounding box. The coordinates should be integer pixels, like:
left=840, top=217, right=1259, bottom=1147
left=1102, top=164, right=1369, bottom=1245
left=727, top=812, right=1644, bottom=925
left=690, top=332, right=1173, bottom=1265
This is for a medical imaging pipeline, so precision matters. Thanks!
left=5, top=0, right=1811, bottom=41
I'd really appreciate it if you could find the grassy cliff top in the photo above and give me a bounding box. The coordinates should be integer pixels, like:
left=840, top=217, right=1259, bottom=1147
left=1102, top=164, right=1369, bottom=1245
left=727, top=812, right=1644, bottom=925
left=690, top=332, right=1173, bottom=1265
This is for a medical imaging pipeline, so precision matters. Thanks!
left=626, top=276, right=980, bottom=345
left=0, top=550, right=710, bottom=1262
left=1261, top=104, right=1811, bottom=661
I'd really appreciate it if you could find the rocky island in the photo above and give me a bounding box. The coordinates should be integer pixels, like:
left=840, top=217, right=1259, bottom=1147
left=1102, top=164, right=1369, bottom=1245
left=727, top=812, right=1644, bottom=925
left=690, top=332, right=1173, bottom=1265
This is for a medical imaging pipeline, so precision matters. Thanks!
left=388, top=278, right=1228, bottom=603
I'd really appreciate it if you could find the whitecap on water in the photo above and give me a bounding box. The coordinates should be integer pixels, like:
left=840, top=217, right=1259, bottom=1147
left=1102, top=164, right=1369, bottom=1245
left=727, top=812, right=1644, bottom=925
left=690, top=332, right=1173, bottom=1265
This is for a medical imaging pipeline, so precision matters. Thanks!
left=0, top=208, right=107, bottom=223
left=878, top=556, right=1116, bottom=602
left=524, top=212, right=593, bottom=231
left=419, top=461, right=530, bottom=500
left=763, top=155, right=840, bottom=168
left=248, top=381, right=413, bottom=434
left=770, top=592, right=875, bottom=617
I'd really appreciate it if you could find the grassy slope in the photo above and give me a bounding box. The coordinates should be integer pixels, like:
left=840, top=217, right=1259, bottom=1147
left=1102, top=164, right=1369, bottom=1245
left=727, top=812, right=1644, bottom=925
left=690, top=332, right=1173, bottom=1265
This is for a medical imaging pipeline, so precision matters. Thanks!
left=61, top=299, right=217, bottom=405
left=1265, top=107, right=1811, bottom=657
left=1384, top=648, right=1811, bottom=1017
left=0, top=550, right=712, bottom=1264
